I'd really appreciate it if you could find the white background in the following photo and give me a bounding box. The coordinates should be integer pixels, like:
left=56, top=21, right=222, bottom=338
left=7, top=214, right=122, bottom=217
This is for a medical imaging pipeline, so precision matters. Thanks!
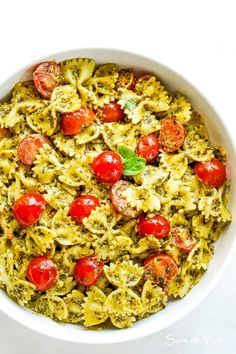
left=0, top=0, right=236, bottom=353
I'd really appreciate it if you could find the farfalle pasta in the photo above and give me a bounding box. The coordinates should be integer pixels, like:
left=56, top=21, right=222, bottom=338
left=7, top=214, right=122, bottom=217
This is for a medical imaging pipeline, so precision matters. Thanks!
left=0, top=58, right=231, bottom=329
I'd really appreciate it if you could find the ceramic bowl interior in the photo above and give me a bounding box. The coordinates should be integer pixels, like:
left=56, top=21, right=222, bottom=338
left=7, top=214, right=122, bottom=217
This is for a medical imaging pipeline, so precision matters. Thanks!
left=0, top=48, right=235, bottom=344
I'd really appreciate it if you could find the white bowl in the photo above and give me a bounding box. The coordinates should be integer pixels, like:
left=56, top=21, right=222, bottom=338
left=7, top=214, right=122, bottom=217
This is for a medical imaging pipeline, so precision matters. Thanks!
left=0, top=48, right=235, bottom=344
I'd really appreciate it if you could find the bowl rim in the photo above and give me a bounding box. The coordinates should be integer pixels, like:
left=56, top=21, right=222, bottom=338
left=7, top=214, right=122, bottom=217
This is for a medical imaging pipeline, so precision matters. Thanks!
left=0, top=47, right=236, bottom=344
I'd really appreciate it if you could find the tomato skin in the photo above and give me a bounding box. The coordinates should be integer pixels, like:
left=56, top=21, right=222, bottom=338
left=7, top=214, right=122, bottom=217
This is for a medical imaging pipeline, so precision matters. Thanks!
left=170, top=226, right=196, bottom=253
left=70, top=195, right=100, bottom=224
left=13, top=192, right=46, bottom=227
left=144, top=253, right=178, bottom=284
left=111, top=180, right=141, bottom=218
left=137, top=214, right=170, bottom=239
left=33, top=61, right=63, bottom=98
left=17, top=134, right=48, bottom=165
left=26, top=256, right=57, bottom=291
left=74, top=256, right=104, bottom=287
left=194, top=159, right=226, bottom=187
left=116, top=69, right=136, bottom=90
left=159, top=118, right=186, bottom=153
left=136, top=133, right=160, bottom=162
left=96, top=101, right=125, bottom=123
left=91, top=151, right=124, bottom=184
left=0, top=128, right=9, bottom=139
left=61, top=106, right=95, bottom=135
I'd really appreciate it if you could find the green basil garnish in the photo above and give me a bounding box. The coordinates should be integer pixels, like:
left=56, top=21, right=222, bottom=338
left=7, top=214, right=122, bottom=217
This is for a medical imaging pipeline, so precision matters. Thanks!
left=124, top=99, right=136, bottom=111
left=117, top=146, right=146, bottom=176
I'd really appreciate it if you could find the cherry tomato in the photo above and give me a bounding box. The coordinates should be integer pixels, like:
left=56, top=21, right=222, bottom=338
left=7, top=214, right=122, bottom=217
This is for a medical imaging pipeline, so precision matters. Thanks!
left=17, top=134, right=48, bottom=165
left=136, top=133, right=160, bottom=162
left=26, top=256, right=57, bottom=291
left=96, top=101, right=125, bottom=123
left=170, top=226, right=196, bottom=253
left=116, top=69, right=136, bottom=90
left=159, top=118, right=186, bottom=153
left=33, top=61, right=63, bottom=98
left=74, top=256, right=104, bottom=287
left=194, top=159, right=226, bottom=187
left=111, top=180, right=141, bottom=218
left=0, top=128, right=9, bottom=139
left=91, top=151, right=124, bottom=184
left=13, top=192, right=46, bottom=227
left=70, top=195, right=100, bottom=224
left=61, top=106, right=95, bottom=135
left=144, top=253, right=178, bottom=284
left=136, top=214, right=170, bottom=239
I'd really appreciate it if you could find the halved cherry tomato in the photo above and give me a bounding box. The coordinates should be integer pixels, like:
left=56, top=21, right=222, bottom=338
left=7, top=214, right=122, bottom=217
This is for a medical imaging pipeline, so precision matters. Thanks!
left=33, top=61, right=63, bottom=98
left=144, top=253, right=178, bottom=284
left=17, top=134, right=48, bottom=165
left=70, top=195, right=100, bottom=224
left=136, top=214, right=170, bottom=239
left=26, top=256, right=57, bottom=291
left=96, top=101, right=125, bottom=123
left=159, top=118, right=186, bottom=153
left=13, top=192, right=46, bottom=227
left=116, top=69, right=136, bottom=90
left=194, top=159, right=226, bottom=187
left=170, top=226, right=196, bottom=253
left=61, top=106, right=95, bottom=135
left=91, top=151, right=124, bottom=184
left=0, top=128, right=9, bottom=139
left=74, top=256, right=103, bottom=287
left=111, top=180, right=141, bottom=218
left=136, top=133, right=160, bottom=162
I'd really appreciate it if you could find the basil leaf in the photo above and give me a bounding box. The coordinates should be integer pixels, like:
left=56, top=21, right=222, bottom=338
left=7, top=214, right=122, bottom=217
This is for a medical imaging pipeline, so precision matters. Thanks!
left=123, top=157, right=146, bottom=176
left=124, top=99, right=136, bottom=111
left=117, top=146, right=136, bottom=160
left=117, top=145, right=146, bottom=176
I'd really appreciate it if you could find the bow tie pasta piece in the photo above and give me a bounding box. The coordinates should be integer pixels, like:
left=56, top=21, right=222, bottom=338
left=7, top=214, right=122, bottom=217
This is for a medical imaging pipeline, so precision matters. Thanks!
left=118, top=76, right=170, bottom=124
left=140, top=280, right=167, bottom=318
left=35, top=294, right=68, bottom=321
left=62, top=245, right=94, bottom=273
left=162, top=178, right=197, bottom=215
left=168, top=239, right=212, bottom=298
left=167, top=92, right=192, bottom=124
left=74, top=123, right=101, bottom=145
left=101, top=122, right=137, bottom=151
left=11, top=81, right=40, bottom=102
left=25, top=226, right=57, bottom=254
left=63, top=290, right=84, bottom=324
left=49, top=85, right=81, bottom=113
left=83, top=286, right=108, bottom=327
left=43, top=182, right=76, bottom=210
left=87, top=63, right=118, bottom=96
left=184, top=131, right=214, bottom=162
left=82, top=203, right=117, bottom=234
left=135, top=112, right=161, bottom=135
left=47, top=275, right=75, bottom=297
left=58, top=159, right=94, bottom=188
left=0, top=138, right=18, bottom=183
left=198, top=185, right=231, bottom=222
left=14, top=166, right=40, bottom=191
left=60, top=58, right=96, bottom=103
left=52, top=208, right=84, bottom=246
left=119, top=183, right=161, bottom=213
left=159, top=151, right=188, bottom=179
left=109, top=236, right=134, bottom=261
left=192, top=215, right=223, bottom=242
left=32, top=144, right=62, bottom=184
left=131, top=236, right=163, bottom=259
left=26, top=103, right=57, bottom=136
left=6, top=278, right=36, bottom=306
left=106, top=288, right=143, bottom=328
left=104, top=260, right=144, bottom=288
left=133, top=165, right=169, bottom=187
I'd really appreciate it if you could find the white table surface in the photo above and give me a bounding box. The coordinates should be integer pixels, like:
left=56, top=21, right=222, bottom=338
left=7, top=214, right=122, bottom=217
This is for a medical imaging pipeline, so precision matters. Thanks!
left=0, top=1, right=235, bottom=353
